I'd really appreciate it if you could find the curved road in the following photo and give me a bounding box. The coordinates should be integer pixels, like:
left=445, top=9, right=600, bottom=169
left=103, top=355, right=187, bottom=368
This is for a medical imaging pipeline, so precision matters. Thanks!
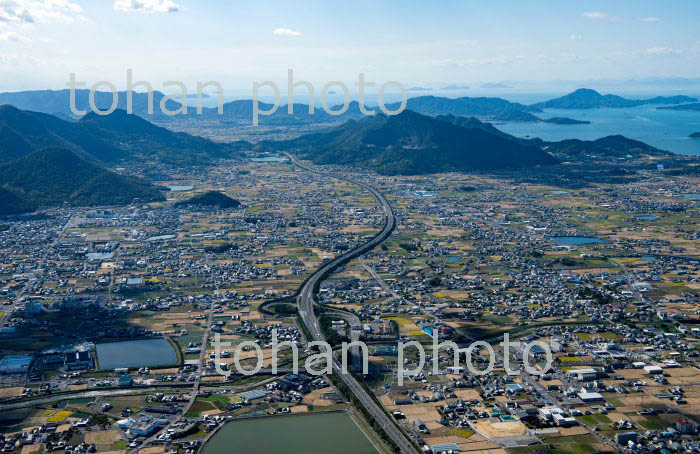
left=284, top=153, right=418, bottom=454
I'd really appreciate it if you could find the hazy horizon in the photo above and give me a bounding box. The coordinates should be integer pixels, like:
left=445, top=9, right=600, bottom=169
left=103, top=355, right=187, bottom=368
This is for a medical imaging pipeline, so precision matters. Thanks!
left=1, top=0, right=699, bottom=92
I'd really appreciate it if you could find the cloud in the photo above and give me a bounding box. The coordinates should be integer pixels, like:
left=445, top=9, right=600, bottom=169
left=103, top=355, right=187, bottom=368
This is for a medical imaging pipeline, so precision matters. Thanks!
left=569, top=34, right=582, bottom=40
left=583, top=11, right=611, bottom=20
left=114, top=0, right=180, bottom=13
left=645, top=46, right=681, bottom=56
left=0, top=53, right=40, bottom=65
left=638, top=17, right=660, bottom=22
left=0, top=30, right=30, bottom=41
left=273, top=27, right=301, bottom=37
left=0, top=0, right=84, bottom=24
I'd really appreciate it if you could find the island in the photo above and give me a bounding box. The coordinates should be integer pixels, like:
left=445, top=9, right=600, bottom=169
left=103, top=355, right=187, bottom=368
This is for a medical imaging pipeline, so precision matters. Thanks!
left=542, top=117, right=591, bottom=125
left=532, top=88, right=697, bottom=109
left=691, top=132, right=700, bottom=139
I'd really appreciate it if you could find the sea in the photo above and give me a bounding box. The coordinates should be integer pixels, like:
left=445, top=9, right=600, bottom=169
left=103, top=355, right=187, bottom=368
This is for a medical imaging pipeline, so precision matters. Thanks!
left=440, top=90, right=700, bottom=156
left=496, top=104, right=700, bottom=156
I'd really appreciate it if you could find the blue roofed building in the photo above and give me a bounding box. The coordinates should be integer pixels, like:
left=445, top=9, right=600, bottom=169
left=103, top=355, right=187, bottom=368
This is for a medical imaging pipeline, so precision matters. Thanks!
left=0, top=355, right=33, bottom=374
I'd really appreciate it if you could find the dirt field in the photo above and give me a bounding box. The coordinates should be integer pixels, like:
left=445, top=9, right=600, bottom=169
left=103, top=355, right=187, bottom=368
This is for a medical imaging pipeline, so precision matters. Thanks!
left=472, top=420, right=527, bottom=438
left=454, top=389, right=482, bottom=401
left=84, top=430, right=121, bottom=445
left=0, top=386, right=24, bottom=399
left=139, top=447, right=165, bottom=454
left=20, top=445, right=41, bottom=454
left=302, top=387, right=334, bottom=406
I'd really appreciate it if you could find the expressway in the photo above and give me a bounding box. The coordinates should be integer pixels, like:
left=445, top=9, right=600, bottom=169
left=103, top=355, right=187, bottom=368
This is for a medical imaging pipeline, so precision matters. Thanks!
left=283, top=153, right=419, bottom=454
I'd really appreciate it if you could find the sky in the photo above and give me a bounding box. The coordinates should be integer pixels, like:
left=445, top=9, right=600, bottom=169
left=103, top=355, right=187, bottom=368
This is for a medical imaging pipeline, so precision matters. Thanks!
left=0, top=0, right=699, bottom=94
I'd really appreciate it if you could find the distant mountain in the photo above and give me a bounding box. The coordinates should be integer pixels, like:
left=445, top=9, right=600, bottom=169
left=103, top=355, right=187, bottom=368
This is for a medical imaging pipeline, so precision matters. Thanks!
left=658, top=103, right=700, bottom=112
left=0, top=105, right=239, bottom=165
left=2, top=90, right=609, bottom=127
left=0, top=89, right=333, bottom=126
left=0, top=89, right=182, bottom=119
left=0, top=147, right=164, bottom=211
left=491, top=110, right=542, bottom=122
left=531, top=89, right=697, bottom=109
left=211, top=99, right=334, bottom=125
left=383, top=96, right=540, bottom=120
left=542, top=135, right=670, bottom=160
left=274, top=110, right=557, bottom=175
left=690, top=132, right=700, bottom=138
left=389, top=96, right=584, bottom=123
left=436, top=113, right=588, bottom=131
left=176, top=191, right=241, bottom=209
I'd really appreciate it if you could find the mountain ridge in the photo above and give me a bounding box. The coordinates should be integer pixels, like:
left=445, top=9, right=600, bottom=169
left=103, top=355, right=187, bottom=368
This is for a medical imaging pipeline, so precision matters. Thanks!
left=269, top=110, right=558, bottom=175
left=0, top=105, right=240, bottom=165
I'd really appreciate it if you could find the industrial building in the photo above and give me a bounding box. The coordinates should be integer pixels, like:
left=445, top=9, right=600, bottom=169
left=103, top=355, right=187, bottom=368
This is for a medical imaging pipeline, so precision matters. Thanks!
left=0, top=355, right=33, bottom=374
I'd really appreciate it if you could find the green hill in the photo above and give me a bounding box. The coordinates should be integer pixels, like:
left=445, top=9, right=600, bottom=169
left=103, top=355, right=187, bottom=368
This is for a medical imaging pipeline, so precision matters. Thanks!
left=175, top=191, right=241, bottom=209
left=0, top=187, right=35, bottom=215
left=0, top=147, right=164, bottom=210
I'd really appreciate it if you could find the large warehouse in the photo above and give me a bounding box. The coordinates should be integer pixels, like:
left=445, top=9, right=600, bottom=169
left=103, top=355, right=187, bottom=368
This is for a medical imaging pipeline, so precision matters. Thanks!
left=0, top=355, right=33, bottom=374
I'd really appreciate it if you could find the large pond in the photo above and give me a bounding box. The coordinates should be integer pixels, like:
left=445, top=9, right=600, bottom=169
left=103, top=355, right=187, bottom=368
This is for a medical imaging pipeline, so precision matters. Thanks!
left=201, top=412, right=378, bottom=454
left=168, top=185, right=194, bottom=192
left=95, top=338, right=178, bottom=370
left=251, top=156, right=289, bottom=162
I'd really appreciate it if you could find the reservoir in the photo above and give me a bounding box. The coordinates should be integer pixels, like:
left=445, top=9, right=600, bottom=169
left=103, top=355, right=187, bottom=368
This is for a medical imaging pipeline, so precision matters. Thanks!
left=168, top=185, right=194, bottom=192
left=251, top=156, right=289, bottom=162
left=550, top=236, right=609, bottom=245
left=201, top=412, right=378, bottom=454
left=96, top=338, right=178, bottom=370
